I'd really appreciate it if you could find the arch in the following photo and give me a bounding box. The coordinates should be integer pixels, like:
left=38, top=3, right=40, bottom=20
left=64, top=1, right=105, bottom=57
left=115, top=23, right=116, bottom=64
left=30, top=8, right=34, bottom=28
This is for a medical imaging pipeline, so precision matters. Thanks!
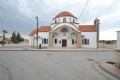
left=71, top=32, right=77, bottom=39
left=53, top=32, right=58, bottom=37
left=61, top=27, right=68, bottom=32
left=53, top=32, right=58, bottom=46
left=50, top=23, right=80, bottom=32
left=55, top=20, right=57, bottom=23
left=71, top=32, right=77, bottom=45
left=73, top=19, right=75, bottom=23
left=63, top=18, right=66, bottom=22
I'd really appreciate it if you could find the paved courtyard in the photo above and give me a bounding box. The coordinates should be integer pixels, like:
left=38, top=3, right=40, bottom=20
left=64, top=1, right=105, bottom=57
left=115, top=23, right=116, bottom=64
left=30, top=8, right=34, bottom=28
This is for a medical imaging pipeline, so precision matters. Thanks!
left=0, top=51, right=118, bottom=80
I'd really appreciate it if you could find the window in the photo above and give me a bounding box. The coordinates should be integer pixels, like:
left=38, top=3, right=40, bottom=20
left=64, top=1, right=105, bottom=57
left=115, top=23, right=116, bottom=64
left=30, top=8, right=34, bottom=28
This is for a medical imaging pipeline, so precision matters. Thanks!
left=81, top=35, right=84, bottom=38
left=55, top=39, right=57, bottom=44
left=61, top=27, right=68, bottom=32
left=82, top=39, right=89, bottom=45
left=42, top=38, right=48, bottom=44
left=72, top=39, right=74, bottom=44
left=55, top=20, right=57, bottom=23
left=46, top=39, right=48, bottom=44
left=38, top=36, right=41, bottom=39
left=63, top=18, right=66, bottom=22
left=73, top=19, right=75, bottom=23
left=42, top=39, right=44, bottom=44
left=44, top=38, right=46, bottom=44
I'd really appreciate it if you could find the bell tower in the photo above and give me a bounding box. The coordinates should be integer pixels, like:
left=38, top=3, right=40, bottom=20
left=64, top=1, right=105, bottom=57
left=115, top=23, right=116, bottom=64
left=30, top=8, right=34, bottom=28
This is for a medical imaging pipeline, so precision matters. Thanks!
left=94, top=18, right=100, bottom=48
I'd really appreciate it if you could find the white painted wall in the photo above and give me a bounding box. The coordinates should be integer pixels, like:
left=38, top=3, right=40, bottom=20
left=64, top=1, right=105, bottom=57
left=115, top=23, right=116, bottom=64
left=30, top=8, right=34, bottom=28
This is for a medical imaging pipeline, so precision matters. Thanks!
left=59, top=17, right=70, bottom=23
left=29, top=36, right=32, bottom=46
left=52, top=32, right=76, bottom=47
left=0, top=37, right=3, bottom=41
left=70, top=17, right=77, bottom=23
left=38, top=32, right=49, bottom=48
left=33, top=34, right=37, bottom=47
left=117, top=31, right=120, bottom=48
left=53, top=16, right=77, bottom=23
left=115, top=50, right=120, bottom=69
left=51, top=23, right=80, bottom=32
left=51, top=16, right=78, bottom=30
left=81, top=32, right=97, bottom=48
left=115, top=31, right=120, bottom=69
left=73, top=23, right=79, bottom=29
left=51, top=24, right=56, bottom=29
left=29, top=36, right=34, bottom=46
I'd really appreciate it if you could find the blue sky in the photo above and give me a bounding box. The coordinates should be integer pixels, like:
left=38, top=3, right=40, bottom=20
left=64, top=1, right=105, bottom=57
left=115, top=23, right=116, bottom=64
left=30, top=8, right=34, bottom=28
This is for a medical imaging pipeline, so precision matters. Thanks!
left=0, top=0, right=120, bottom=40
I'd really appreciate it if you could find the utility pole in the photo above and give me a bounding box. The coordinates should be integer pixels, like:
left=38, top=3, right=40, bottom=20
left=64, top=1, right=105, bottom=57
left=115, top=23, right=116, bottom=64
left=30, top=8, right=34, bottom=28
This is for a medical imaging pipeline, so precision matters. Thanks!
left=35, top=16, right=38, bottom=48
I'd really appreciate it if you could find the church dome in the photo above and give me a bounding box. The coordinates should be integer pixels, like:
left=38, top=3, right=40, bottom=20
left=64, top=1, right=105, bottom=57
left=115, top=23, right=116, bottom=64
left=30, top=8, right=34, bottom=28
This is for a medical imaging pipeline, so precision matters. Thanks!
left=53, top=11, right=77, bottom=19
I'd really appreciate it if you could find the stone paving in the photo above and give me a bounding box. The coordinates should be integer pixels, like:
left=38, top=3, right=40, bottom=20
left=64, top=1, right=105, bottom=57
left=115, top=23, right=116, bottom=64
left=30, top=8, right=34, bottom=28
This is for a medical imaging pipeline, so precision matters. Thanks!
left=100, top=61, right=120, bottom=79
left=0, top=43, right=120, bottom=80
left=0, top=43, right=114, bottom=51
left=0, top=50, right=118, bottom=80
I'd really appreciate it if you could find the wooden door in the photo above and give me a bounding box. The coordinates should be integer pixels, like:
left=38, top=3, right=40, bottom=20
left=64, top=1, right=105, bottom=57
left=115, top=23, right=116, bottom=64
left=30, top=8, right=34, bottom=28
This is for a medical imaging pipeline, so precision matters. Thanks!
left=62, top=39, right=67, bottom=47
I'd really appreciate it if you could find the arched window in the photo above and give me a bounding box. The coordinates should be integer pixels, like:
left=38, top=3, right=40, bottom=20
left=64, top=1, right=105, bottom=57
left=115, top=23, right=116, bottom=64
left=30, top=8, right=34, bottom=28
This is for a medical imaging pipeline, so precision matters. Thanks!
left=42, top=38, right=48, bottom=44
left=44, top=38, right=46, bottom=44
left=61, top=27, right=68, bottom=32
left=73, top=19, right=75, bottom=23
left=71, top=33, right=77, bottom=44
left=63, top=18, right=66, bottom=22
left=55, top=20, right=57, bottom=23
left=53, top=33, right=58, bottom=44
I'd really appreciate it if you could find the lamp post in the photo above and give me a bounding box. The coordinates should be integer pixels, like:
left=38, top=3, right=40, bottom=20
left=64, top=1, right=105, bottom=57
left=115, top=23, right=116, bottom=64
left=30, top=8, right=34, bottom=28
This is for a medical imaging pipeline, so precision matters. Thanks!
left=35, top=16, right=38, bottom=48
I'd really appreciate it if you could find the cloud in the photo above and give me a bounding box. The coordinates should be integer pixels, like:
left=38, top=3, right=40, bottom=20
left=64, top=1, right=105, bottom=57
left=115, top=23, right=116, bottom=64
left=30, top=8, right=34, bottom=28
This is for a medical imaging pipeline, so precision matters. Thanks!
left=0, top=0, right=120, bottom=40
left=100, top=28, right=120, bottom=40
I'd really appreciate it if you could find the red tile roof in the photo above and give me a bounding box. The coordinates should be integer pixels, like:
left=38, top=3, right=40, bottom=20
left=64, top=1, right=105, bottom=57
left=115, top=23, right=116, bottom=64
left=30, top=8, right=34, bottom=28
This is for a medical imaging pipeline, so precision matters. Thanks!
left=79, top=25, right=96, bottom=32
left=29, top=25, right=96, bottom=36
left=29, top=26, right=51, bottom=36
left=53, top=11, right=77, bottom=19
left=29, top=29, right=36, bottom=36
left=37, top=26, right=51, bottom=32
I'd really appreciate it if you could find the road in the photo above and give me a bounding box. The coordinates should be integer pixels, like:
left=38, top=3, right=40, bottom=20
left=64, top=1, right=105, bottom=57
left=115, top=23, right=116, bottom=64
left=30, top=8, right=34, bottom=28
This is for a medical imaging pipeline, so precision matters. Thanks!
left=0, top=51, right=118, bottom=80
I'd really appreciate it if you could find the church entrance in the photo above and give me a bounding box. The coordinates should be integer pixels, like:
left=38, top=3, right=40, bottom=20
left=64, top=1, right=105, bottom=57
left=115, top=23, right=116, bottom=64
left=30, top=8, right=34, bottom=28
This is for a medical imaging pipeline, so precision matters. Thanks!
left=62, top=39, right=67, bottom=47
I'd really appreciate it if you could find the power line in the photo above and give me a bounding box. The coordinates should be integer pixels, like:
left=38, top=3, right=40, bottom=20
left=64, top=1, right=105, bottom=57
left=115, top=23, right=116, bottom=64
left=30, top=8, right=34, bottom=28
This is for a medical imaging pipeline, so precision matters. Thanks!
left=78, top=0, right=89, bottom=20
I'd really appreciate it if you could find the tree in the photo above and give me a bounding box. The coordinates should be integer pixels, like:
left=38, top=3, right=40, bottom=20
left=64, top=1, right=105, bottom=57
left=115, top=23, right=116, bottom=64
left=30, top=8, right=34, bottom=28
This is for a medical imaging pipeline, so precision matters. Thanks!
left=21, top=37, right=24, bottom=42
left=17, top=32, right=21, bottom=43
left=11, top=31, right=17, bottom=43
left=11, top=31, right=25, bottom=43
left=16, top=32, right=25, bottom=42
left=2, top=30, right=8, bottom=45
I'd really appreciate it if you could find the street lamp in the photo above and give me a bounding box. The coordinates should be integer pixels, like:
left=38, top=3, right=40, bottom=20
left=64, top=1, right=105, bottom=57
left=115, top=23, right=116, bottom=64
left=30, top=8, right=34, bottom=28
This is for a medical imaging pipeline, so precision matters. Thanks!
left=35, top=16, right=38, bottom=47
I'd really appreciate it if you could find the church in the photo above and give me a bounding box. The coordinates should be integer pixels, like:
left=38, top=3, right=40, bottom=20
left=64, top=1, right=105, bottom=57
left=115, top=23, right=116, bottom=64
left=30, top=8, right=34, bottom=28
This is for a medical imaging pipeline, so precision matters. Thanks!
left=29, top=11, right=100, bottom=48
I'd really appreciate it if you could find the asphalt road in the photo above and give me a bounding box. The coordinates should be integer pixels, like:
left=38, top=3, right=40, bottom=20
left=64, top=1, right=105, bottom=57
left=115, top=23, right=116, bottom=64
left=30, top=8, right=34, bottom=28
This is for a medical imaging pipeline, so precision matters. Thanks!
left=0, top=51, right=118, bottom=80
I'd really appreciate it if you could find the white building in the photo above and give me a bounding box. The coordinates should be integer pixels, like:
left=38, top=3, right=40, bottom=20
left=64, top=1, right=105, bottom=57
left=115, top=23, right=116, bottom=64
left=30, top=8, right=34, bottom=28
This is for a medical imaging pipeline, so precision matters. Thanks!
left=29, top=11, right=100, bottom=48
left=0, top=36, right=3, bottom=42
left=115, top=31, right=120, bottom=69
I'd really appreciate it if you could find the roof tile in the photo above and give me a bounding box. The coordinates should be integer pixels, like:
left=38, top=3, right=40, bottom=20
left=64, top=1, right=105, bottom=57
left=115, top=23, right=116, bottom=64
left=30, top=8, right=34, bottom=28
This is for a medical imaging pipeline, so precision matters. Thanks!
left=79, top=25, right=96, bottom=32
left=29, top=26, right=51, bottom=36
left=53, top=11, right=77, bottom=19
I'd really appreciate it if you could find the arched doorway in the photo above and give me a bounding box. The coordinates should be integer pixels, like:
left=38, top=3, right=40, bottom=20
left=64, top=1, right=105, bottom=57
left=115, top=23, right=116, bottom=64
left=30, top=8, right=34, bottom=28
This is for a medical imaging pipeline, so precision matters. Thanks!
left=53, top=33, right=58, bottom=47
left=71, top=32, right=77, bottom=47
left=60, top=27, right=68, bottom=47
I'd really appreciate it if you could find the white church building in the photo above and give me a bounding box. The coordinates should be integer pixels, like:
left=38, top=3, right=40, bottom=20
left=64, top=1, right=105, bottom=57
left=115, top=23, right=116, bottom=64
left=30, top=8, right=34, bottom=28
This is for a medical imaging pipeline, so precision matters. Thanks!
left=29, top=11, right=100, bottom=48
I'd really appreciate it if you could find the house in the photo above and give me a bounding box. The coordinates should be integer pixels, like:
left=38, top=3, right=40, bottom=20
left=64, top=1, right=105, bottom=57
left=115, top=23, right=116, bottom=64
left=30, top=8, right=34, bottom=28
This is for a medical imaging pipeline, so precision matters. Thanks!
left=29, top=11, right=100, bottom=48
left=0, top=36, right=10, bottom=44
left=0, top=36, right=3, bottom=42
left=115, top=30, right=120, bottom=69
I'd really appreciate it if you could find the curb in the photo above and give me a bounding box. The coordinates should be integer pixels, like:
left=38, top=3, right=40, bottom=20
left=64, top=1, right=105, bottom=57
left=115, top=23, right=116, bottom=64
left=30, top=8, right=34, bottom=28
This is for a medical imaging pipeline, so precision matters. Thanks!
left=0, top=47, right=114, bottom=51
left=99, top=62, right=120, bottom=79
left=0, top=49, right=114, bottom=51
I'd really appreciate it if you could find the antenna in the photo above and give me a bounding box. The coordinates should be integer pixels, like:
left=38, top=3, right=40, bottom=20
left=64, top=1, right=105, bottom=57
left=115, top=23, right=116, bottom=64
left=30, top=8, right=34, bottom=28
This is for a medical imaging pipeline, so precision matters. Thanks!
left=78, top=0, right=89, bottom=20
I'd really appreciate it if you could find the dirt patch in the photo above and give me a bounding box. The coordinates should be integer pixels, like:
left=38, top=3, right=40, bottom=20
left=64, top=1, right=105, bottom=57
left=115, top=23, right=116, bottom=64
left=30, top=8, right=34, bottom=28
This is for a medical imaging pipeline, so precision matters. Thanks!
left=106, top=61, right=115, bottom=65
